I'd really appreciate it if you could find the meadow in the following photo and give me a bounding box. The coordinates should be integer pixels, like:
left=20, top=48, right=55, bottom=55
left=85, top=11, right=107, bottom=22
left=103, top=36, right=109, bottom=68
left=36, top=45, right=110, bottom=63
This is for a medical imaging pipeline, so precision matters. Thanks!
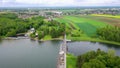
left=55, top=15, right=108, bottom=36
left=67, top=54, right=77, bottom=68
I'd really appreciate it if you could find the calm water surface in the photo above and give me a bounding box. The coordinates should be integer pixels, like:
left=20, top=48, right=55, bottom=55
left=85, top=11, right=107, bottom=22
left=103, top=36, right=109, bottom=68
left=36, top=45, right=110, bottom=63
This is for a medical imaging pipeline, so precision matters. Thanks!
left=0, top=39, right=61, bottom=68
left=0, top=39, right=120, bottom=68
left=67, top=41, right=120, bottom=56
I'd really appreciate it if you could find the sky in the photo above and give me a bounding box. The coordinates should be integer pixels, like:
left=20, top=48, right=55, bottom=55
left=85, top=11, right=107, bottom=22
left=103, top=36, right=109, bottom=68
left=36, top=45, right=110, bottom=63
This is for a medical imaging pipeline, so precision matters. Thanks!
left=0, top=0, right=120, bottom=7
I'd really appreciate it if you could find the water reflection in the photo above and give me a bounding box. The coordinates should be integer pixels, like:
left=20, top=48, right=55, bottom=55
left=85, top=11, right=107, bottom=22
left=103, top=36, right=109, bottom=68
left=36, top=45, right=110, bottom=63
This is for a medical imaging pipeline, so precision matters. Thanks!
left=67, top=41, right=120, bottom=56
left=98, top=42, right=120, bottom=49
left=0, top=39, right=60, bottom=68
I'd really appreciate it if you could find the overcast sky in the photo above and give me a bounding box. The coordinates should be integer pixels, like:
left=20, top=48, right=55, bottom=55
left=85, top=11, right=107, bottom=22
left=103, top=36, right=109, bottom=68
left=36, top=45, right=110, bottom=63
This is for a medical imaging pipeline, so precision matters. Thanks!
left=0, top=0, right=120, bottom=7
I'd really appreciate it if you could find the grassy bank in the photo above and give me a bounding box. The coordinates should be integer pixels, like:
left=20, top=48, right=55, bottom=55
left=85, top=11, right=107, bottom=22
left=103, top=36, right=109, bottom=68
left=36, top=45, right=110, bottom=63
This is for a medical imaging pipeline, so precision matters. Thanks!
left=40, top=35, right=63, bottom=41
left=67, top=54, right=77, bottom=68
left=67, top=36, right=120, bottom=46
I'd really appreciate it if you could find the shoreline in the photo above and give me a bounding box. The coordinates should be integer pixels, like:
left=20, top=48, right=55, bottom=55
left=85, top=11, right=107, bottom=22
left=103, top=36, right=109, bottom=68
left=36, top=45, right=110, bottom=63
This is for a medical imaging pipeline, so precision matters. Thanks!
left=40, top=38, right=63, bottom=42
left=3, top=37, right=29, bottom=40
left=68, top=37, right=120, bottom=46
left=30, top=37, right=63, bottom=42
left=2, top=37, right=120, bottom=46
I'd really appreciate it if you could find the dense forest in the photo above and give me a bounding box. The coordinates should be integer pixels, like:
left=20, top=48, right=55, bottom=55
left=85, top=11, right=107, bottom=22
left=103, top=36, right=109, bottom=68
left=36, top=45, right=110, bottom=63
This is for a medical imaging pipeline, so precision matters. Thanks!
left=0, top=13, right=31, bottom=37
left=0, top=13, right=65, bottom=40
left=30, top=20, right=65, bottom=40
left=77, top=49, right=120, bottom=68
left=97, top=26, right=120, bottom=42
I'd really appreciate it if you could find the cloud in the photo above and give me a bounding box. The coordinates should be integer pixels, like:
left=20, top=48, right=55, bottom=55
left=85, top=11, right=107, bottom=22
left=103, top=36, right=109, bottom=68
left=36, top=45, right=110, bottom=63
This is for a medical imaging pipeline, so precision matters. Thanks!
left=0, top=0, right=120, bottom=7
left=73, top=0, right=120, bottom=6
left=15, top=0, right=75, bottom=6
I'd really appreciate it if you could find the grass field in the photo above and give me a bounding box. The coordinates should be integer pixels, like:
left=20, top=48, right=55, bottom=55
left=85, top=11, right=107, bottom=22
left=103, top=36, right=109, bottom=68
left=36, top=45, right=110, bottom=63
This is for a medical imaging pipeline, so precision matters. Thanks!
left=55, top=15, right=108, bottom=36
left=67, top=54, right=77, bottom=68
left=90, top=14, right=120, bottom=26
left=54, top=18, right=79, bottom=29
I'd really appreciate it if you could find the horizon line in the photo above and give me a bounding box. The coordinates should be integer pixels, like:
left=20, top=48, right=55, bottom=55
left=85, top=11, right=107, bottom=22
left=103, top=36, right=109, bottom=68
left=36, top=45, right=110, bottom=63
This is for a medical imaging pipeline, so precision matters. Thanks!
left=0, top=6, right=120, bottom=8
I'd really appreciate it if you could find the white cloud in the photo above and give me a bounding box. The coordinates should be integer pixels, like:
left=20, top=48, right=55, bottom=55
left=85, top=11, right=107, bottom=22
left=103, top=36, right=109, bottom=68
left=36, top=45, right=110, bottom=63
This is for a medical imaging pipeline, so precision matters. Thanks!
left=2, top=0, right=13, bottom=3
left=73, top=0, right=120, bottom=6
left=15, top=0, right=74, bottom=5
left=15, top=0, right=120, bottom=6
left=0, top=0, right=120, bottom=7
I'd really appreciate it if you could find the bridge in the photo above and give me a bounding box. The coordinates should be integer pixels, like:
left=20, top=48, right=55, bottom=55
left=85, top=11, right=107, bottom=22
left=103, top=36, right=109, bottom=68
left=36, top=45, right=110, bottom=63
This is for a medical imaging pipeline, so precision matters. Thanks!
left=57, top=34, right=67, bottom=68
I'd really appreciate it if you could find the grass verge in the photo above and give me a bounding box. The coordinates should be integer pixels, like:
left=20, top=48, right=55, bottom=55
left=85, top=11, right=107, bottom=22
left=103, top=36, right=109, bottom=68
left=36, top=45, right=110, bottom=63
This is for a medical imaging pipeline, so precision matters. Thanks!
left=41, top=35, right=63, bottom=41
left=67, top=53, right=77, bottom=68
left=67, top=36, right=120, bottom=46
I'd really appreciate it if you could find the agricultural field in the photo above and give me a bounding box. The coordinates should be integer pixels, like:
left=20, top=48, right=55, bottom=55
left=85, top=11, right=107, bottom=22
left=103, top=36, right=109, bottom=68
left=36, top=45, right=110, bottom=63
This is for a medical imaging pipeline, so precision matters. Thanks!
left=92, top=14, right=120, bottom=19
left=54, top=15, right=120, bottom=45
left=54, top=15, right=109, bottom=37
left=90, top=14, right=120, bottom=26
left=55, top=15, right=120, bottom=37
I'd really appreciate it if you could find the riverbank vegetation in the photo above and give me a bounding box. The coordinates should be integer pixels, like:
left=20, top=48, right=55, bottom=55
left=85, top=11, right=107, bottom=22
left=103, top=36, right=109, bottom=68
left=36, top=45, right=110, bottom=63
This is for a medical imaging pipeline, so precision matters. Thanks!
left=67, top=36, right=120, bottom=46
left=67, top=49, right=120, bottom=68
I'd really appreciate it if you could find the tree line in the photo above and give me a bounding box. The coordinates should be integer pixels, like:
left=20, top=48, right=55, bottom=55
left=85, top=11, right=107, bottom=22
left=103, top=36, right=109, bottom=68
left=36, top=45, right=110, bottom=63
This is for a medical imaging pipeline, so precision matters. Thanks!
left=0, top=13, right=65, bottom=40
left=0, top=13, right=31, bottom=37
left=97, top=26, right=120, bottom=42
left=31, top=20, right=65, bottom=40
left=77, top=49, right=120, bottom=68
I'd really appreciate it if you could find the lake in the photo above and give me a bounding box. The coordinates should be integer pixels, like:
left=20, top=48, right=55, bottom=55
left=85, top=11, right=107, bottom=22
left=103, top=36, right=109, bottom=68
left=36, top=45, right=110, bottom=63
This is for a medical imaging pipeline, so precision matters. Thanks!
left=67, top=41, right=120, bottom=56
left=0, top=39, right=120, bottom=68
left=0, top=39, right=61, bottom=68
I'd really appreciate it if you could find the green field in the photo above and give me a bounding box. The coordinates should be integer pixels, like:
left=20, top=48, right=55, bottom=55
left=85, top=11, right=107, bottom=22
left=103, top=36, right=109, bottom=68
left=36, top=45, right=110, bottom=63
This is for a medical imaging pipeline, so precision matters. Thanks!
left=55, top=15, right=120, bottom=45
left=67, top=54, right=77, bottom=68
left=55, top=15, right=108, bottom=36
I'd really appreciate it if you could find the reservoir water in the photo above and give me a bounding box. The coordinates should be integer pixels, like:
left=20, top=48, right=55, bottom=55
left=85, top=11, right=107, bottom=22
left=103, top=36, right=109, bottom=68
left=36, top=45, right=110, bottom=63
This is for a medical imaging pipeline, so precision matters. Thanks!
left=67, top=41, right=120, bottom=56
left=0, top=39, right=120, bottom=68
left=0, top=39, right=61, bottom=68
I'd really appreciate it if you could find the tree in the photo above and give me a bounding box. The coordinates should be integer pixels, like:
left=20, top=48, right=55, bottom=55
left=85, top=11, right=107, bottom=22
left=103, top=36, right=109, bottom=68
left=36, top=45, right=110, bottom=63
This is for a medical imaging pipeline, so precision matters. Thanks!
left=82, top=59, right=106, bottom=68
left=0, top=36, right=1, bottom=40
left=30, top=33, right=36, bottom=39
left=71, top=29, right=82, bottom=37
left=6, top=29, right=16, bottom=37
left=97, top=26, right=120, bottom=42
left=76, top=49, right=120, bottom=68
left=38, top=31, right=44, bottom=40
left=108, top=49, right=115, bottom=57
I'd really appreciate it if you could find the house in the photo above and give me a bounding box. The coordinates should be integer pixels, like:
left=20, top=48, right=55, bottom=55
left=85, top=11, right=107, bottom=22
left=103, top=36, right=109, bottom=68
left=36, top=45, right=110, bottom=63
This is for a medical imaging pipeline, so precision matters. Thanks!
left=30, top=28, right=35, bottom=33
